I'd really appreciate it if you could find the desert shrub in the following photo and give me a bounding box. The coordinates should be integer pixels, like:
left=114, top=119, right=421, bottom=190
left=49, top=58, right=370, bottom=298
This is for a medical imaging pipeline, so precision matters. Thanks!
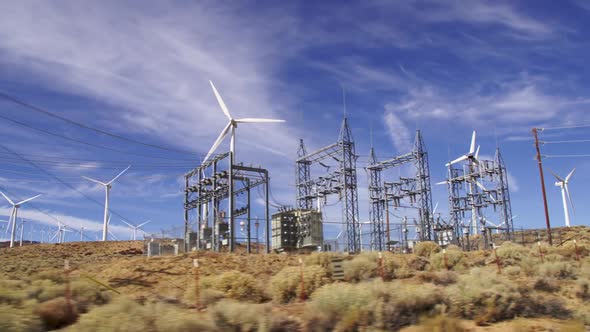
left=71, top=279, right=111, bottom=312
left=521, top=293, right=570, bottom=319
left=304, top=252, right=342, bottom=271
left=0, top=280, right=28, bottom=304
left=557, top=241, right=589, bottom=259
left=417, top=271, right=458, bottom=286
left=270, top=265, right=328, bottom=304
left=200, top=270, right=265, bottom=303
left=495, top=242, right=530, bottom=265
left=413, top=314, right=465, bottom=332
left=28, top=279, right=65, bottom=303
left=0, top=302, right=43, bottom=332
left=533, top=277, right=560, bottom=292
left=183, top=285, right=225, bottom=307
left=67, top=297, right=211, bottom=331
left=209, top=300, right=292, bottom=332
left=538, top=261, right=577, bottom=279
left=414, top=241, right=441, bottom=257
left=504, top=266, right=521, bottom=277
left=36, top=297, right=78, bottom=330
left=32, top=270, right=64, bottom=283
left=447, top=268, right=525, bottom=323
left=575, top=278, right=589, bottom=300
left=430, top=249, right=463, bottom=270
left=343, top=255, right=378, bottom=282
left=304, top=280, right=443, bottom=331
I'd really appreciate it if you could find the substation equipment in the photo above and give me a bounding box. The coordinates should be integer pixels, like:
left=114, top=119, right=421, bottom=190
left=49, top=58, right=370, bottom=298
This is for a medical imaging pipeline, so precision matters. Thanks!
left=183, top=152, right=271, bottom=253
left=366, top=130, right=436, bottom=252
left=445, top=148, right=513, bottom=250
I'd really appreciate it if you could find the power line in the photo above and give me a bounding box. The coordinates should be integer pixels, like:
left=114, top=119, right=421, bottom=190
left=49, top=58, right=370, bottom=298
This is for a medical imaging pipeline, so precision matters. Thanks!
left=0, top=143, right=138, bottom=225
left=0, top=113, right=213, bottom=162
left=0, top=91, right=203, bottom=155
left=542, top=139, right=590, bottom=144
left=544, top=154, right=590, bottom=158
left=541, top=124, right=590, bottom=131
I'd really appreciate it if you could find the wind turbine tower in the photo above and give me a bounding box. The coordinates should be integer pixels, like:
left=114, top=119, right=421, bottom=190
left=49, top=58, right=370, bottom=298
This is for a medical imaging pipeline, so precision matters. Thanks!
left=551, top=168, right=575, bottom=227
left=0, top=192, right=41, bottom=248
left=82, top=166, right=130, bottom=241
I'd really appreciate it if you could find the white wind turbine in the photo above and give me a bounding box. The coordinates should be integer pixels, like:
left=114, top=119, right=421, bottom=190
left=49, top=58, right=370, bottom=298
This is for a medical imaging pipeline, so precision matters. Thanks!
left=445, top=131, right=481, bottom=167
left=201, top=81, right=285, bottom=251
left=0, top=192, right=41, bottom=248
left=50, top=221, right=72, bottom=244
left=551, top=168, right=576, bottom=227
left=202, top=81, right=286, bottom=165
left=121, top=219, right=150, bottom=240
left=82, top=166, right=130, bottom=241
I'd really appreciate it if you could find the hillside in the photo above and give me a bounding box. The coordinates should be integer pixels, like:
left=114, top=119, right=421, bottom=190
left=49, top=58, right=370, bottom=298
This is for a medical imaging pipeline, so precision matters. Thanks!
left=0, top=226, right=588, bottom=331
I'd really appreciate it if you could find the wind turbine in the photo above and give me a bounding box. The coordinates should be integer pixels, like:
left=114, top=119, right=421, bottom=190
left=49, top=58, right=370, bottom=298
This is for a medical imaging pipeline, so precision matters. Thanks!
left=121, top=219, right=150, bottom=240
left=551, top=168, right=576, bottom=227
left=445, top=131, right=480, bottom=166
left=0, top=192, right=41, bottom=248
left=82, top=166, right=130, bottom=241
left=202, top=81, right=286, bottom=164
left=50, top=221, right=72, bottom=244
left=202, top=80, right=285, bottom=252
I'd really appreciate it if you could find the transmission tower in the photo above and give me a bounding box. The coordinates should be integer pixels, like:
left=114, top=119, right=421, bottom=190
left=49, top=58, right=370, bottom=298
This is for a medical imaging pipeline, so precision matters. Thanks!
left=366, top=130, right=435, bottom=249
left=295, top=117, right=361, bottom=253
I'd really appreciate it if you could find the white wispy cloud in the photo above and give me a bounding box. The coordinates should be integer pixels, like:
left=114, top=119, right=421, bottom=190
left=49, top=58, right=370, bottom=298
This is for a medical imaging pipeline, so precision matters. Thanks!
left=383, top=108, right=412, bottom=154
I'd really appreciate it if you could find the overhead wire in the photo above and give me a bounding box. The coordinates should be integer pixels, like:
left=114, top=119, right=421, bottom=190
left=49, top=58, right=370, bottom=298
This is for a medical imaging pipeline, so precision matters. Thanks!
left=0, top=143, right=138, bottom=225
left=0, top=91, right=203, bottom=156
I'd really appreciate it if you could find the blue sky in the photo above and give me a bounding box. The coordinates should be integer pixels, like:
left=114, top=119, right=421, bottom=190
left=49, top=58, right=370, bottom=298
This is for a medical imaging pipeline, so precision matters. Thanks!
left=0, top=0, right=589, bottom=243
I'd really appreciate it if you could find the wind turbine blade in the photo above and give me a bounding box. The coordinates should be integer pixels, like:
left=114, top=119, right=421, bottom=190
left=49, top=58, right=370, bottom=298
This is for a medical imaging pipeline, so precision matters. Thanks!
left=107, top=165, right=131, bottom=185
left=483, top=218, right=499, bottom=227
left=120, top=220, right=134, bottom=228
left=235, top=118, right=286, bottom=123
left=137, top=220, right=151, bottom=228
left=475, top=145, right=480, bottom=160
left=435, top=181, right=448, bottom=185
left=565, top=184, right=575, bottom=216
left=548, top=168, right=564, bottom=182
left=470, top=131, right=476, bottom=154
left=446, top=155, right=468, bottom=166
left=50, top=230, right=60, bottom=242
left=209, top=80, right=232, bottom=121
left=15, top=194, right=41, bottom=206
left=565, top=168, right=576, bottom=182
left=82, top=176, right=107, bottom=186
left=202, top=121, right=232, bottom=164
left=0, top=192, right=14, bottom=206
left=433, top=202, right=439, bottom=214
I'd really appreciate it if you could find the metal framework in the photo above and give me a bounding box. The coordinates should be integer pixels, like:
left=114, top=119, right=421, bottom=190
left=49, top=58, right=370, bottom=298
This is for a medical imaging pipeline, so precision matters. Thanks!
left=295, top=118, right=361, bottom=253
left=446, top=147, right=513, bottom=250
left=184, top=152, right=271, bottom=253
left=366, top=130, right=434, bottom=251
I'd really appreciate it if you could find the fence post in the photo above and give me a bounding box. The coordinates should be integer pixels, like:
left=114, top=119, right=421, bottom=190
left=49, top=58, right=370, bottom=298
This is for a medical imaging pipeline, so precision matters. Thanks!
left=493, top=247, right=502, bottom=274
left=378, top=252, right=385, bottom=281
left=537, top=241, right=544, bottom=263
left=299, top=258, right=307, bottom=301
left=574, top=239, right=581, bottom=265
left=443, top=249, right=450, bottom=271
left=64, top=259, right=72, bottom=315
left=193, top=259, right=200, bottom=309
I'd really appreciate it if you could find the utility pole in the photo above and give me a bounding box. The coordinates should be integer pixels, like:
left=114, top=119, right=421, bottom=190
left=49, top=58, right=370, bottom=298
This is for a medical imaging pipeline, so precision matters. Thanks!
left=532, top=128, right=552, bottom=245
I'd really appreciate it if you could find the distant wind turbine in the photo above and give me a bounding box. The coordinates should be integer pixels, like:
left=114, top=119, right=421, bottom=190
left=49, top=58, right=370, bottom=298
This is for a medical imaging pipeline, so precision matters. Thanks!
left=551, top=168, right=576, bottom=227
left=0, top=192, right=41, bottom=248
left=121, top=219, right=150, bottom=240
left=82, top=166, right=130, bottom=241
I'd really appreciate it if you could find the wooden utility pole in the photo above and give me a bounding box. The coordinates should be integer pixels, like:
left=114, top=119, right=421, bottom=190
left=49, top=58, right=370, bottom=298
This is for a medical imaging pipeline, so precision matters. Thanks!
left=532, top=128, right=552, bottom=245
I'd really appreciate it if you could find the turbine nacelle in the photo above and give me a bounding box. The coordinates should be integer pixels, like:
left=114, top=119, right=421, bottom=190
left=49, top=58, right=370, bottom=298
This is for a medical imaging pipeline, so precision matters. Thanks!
left=445, top=131, right=481, bottom=167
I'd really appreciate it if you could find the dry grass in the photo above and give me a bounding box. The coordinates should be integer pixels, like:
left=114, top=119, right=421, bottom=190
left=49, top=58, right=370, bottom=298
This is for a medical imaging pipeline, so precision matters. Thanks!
left=270, top=265, right=328, bottom=304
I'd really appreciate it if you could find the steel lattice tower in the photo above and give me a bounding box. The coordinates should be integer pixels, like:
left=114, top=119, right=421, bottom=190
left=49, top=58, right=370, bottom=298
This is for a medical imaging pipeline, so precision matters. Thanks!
left=495, top=148, right=514, bottom=240
left=368, top=147, right=385, bottom=251
left=296, top=139, right=313, bottom=210
left=340, top=118, right=361, bottom=253
left=414, top=130, right=434, bottom=241
left=295, top=117, right=361, bottom=253
left=366, top=130, right=435, bottom=244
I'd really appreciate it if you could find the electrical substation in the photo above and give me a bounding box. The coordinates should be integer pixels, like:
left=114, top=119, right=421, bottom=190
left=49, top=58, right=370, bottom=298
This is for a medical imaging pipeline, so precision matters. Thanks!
left=443, top=133, right=514, bottom=250
left=366, top=130, right=434, bottom=252
left=183, top=152, right=271, bottom=253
